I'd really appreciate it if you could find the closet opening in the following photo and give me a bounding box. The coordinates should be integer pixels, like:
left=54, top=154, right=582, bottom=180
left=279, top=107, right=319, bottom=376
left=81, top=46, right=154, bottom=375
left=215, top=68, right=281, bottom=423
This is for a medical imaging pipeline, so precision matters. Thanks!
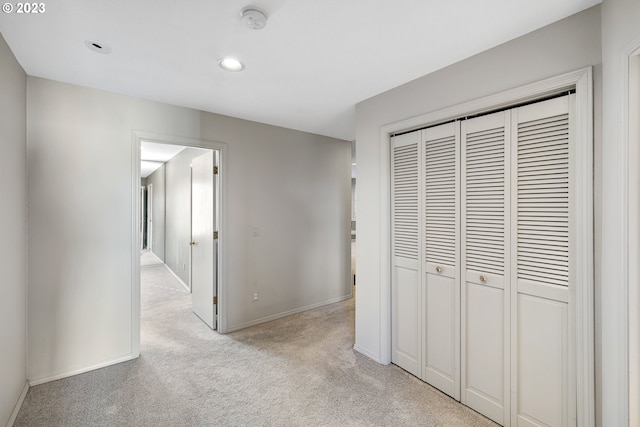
left=382, top=68, right=594, bottom=427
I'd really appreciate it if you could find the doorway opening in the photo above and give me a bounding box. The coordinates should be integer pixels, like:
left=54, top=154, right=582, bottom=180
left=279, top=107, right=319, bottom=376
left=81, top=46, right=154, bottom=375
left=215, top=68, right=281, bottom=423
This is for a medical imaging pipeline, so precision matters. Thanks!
left=351, top=140, right=357, bottom=293
left=132, top=132, right=228, bottom=356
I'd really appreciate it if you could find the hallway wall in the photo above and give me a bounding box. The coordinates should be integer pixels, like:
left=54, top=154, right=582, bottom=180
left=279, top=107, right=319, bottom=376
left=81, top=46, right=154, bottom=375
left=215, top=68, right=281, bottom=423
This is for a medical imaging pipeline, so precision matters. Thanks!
left=26, top=77, right=352, bottom=384
left=0, top=33, right=27, bottom=426
left=146, top=164, right=166, bottom=260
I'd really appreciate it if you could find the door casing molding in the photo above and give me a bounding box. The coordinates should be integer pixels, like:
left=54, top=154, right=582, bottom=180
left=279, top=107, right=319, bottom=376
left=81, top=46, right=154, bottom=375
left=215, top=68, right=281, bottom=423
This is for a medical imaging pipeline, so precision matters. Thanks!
left=131, top=131, right=229, bottom=358
left=622, top=37, right=640, bottom=427
left=377, top=67, right=594, bottom=426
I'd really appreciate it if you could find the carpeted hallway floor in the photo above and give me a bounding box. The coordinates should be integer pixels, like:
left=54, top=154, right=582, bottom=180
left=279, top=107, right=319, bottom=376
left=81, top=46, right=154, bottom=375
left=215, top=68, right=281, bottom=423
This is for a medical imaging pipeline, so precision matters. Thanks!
left=14, top=261, right=496, bottom=426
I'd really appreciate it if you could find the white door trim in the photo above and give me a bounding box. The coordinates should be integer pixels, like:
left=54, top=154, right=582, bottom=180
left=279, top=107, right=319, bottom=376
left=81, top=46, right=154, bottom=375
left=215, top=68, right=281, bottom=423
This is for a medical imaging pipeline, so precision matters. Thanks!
left=378, top=67, right=594, bottom=426
left=131, top=131, right=229, bottom=357
left=623, top=38, right=640, bottom=427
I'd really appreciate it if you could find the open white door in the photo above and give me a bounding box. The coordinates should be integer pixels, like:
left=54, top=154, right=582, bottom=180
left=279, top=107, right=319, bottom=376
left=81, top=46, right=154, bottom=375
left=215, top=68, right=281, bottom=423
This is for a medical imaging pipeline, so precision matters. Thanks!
left=191, top=150, right=217, bottom=329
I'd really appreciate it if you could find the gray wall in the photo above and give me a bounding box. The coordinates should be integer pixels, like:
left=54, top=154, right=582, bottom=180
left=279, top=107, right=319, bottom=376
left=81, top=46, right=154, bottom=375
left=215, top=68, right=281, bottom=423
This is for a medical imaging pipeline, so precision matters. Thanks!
left=354, top=1, right=601, bottom=411
left=165, top=147, right=208, bottom=285
left=146, top=164, right=166, bottom=260
left=0, top=33, right=27, bottom=425
left=26, top=76, right=352, bottom=384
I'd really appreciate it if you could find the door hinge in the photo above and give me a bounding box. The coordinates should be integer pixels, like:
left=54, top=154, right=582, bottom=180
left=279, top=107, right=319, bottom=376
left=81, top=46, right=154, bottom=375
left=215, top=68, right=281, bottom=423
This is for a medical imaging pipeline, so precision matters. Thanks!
left=213, top=166, right=219, bottom=175
left=213, top=296, right=218, bottom=305
left=213, top=231, right=219, bottom=240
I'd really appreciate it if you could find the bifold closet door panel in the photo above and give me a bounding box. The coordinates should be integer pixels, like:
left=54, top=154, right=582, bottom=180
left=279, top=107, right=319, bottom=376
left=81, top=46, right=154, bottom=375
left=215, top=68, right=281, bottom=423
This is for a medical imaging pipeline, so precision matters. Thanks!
left=422, top=122, right=460, bottom=399
left=391, top=131, right=422, bottom=377
left=515, top=295, right=569, bottom=427
left=510, top=95, right=574, bottom=427
left=461, top=111, right=511, bottom=426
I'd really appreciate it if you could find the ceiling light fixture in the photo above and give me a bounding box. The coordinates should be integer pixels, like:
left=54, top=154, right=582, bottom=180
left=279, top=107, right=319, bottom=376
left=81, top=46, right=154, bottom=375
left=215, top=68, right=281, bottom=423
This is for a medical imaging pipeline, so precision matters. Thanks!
left=240, top=6, right=268, bottom=30
left=84, top=40, right=111, bottom=54
left=218, top=57, right=245, bottom=72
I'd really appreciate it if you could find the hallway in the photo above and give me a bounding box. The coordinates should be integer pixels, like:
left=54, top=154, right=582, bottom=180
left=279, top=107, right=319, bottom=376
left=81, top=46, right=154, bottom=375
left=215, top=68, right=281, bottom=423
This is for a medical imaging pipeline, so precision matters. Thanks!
left=14, top=263, right=495, bottom=426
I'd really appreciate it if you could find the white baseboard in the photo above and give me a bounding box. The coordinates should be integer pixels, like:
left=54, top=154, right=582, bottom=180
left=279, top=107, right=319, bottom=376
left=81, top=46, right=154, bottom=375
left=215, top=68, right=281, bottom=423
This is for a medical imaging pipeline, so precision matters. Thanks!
left=6, top=380, right=29, bottom=427
left=226, top=294, right=353, bottom=333
left=353, top=344, right=386, bottom=365
left=28, top=354, right=137, bottom=386
left=164, top=265, right=190, bottom=292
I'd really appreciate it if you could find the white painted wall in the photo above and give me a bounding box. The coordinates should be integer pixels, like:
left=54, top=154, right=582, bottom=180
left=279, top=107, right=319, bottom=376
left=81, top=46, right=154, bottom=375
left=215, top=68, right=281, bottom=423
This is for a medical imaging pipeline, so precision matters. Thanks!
left=600, top=0, right=640, bottom=425
left=26, top=77, right=351, bottom=384
left=146, top=165, right=165, bottom=260
left=164, top=147, right=208, bottom=286
left=0, top=33, right=27, bottom=425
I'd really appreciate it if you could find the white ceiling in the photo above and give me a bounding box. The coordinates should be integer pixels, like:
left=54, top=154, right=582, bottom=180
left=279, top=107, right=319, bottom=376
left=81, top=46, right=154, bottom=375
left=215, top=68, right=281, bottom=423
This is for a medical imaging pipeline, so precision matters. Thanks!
left=140, top=141, right=186, bottom=178
left=0, top=0, right=600, bottom=141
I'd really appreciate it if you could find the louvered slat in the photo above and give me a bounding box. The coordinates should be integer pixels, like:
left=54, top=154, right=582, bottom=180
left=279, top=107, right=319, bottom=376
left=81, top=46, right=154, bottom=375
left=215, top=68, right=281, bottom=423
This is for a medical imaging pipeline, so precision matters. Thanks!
left=425, top=134, right=456, bottom=266
left=465, top=127, right=505, bottom=275
left=393, top=143, right=419, bottom=260
left=517, top=114, right=569, bottom=287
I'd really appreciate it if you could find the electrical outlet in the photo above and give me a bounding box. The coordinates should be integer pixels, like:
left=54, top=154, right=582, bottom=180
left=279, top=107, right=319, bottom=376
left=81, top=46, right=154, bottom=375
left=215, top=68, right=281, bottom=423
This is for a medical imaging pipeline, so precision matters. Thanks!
left=252, top=226, right=260, bottom=236
left=253, top=292, right=259, bottom=301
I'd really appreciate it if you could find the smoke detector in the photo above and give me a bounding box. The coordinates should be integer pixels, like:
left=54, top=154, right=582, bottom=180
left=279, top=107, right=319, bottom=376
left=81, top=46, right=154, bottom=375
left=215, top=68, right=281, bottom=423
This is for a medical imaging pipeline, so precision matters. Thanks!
left=241, top=7, right=268, bottom=30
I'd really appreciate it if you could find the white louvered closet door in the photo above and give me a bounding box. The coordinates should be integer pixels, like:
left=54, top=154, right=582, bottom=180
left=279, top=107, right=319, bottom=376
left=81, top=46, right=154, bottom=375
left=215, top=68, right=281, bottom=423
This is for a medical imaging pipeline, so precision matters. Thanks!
left=421, top=122, right=460, bottom=399
left=391, top=131, right=422, bottom=377
left=461, top=111, right=511, bottom=426
left=510, top=95, right=575, bottom=427
left=391, top=93, right=580, bottom=427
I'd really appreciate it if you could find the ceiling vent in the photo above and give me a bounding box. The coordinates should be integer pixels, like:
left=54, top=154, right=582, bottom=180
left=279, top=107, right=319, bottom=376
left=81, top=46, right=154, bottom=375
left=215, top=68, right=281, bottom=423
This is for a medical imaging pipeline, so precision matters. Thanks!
left=85, top=40, right=111, bottom=54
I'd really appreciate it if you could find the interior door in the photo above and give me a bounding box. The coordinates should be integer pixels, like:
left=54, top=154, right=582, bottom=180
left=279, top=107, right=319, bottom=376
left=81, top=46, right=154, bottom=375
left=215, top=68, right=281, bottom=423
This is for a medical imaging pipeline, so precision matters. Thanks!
left=461, top=110, right=511, bottom=426
left=422, top=122, right=460, bottom=399
left=391, top=131, right=422, bottom=377
left=510, top=95, right=574, bottom=427
left=191, top=150, right=217, bottom=329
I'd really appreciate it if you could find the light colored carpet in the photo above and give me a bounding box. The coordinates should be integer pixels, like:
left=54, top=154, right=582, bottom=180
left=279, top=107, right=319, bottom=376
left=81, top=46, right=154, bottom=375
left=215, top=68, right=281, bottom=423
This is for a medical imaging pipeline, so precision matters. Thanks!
left=14, top=264, right=496, bottom=426
left=140, top=249, right=163, bottom=266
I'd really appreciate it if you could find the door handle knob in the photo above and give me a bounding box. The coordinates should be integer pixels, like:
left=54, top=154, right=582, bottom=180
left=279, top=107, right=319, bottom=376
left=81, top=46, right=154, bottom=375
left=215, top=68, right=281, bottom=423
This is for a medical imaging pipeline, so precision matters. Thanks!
left=435, top=266, right=442, bottom=273
left=479, top=275, right=486, bottom=283
left=189, top=241, right=196, bottom=246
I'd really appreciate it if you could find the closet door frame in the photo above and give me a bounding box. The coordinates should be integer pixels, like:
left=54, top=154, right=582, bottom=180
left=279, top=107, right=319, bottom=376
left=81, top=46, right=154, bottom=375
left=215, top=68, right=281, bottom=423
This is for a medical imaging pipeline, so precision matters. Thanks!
left=379, top=67, right=594, bottom=427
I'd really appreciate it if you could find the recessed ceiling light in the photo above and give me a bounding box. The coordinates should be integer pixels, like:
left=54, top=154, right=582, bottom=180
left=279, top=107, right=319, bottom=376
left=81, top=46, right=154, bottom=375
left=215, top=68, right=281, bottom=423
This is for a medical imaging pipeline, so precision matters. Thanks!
left=218, top=57, right=245, bottom=72
left=85, top=40, right=111, bottom=54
